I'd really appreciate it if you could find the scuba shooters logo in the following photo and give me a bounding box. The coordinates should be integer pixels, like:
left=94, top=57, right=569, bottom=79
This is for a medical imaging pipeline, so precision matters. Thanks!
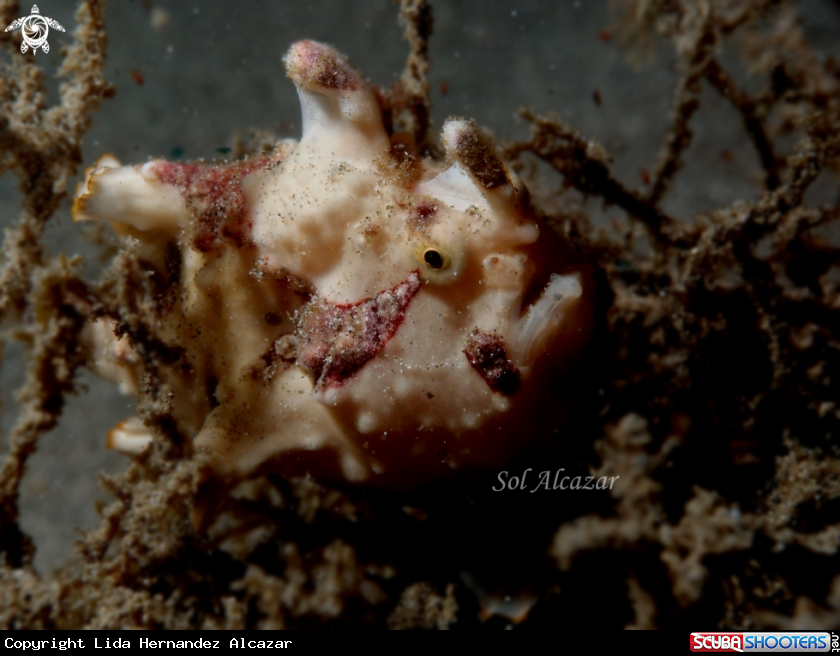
left=691, top=634, right=745, bottom=652
left=690, top=632, right=835, bottom=652
left=4, top=5, right=65, bottom=54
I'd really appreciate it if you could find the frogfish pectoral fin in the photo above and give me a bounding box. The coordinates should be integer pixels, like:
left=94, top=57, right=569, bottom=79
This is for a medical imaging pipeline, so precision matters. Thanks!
left=510, top=272, right=583, bottom=369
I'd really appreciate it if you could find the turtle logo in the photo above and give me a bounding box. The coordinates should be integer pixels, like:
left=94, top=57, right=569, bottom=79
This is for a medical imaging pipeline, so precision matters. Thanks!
left=4, top=5, right=65, bottom=54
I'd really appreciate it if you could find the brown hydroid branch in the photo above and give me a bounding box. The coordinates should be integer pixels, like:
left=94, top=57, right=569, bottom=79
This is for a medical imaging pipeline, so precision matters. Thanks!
left=704, top=58, right=781, bottom=191
left=507, top=109, right=676, bottom=240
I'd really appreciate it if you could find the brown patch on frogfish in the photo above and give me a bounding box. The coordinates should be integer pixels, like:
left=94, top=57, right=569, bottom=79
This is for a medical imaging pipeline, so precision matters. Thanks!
left=284, top=40, right=359, bottom=91
left=449, top=122, right=509, bottom=189
left=464, top=328, right=521, bottom=396
left=376, top=142, right=422, bottom=187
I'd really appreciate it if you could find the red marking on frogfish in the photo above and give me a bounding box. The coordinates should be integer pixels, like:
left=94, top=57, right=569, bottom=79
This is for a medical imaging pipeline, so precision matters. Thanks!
left=298, top=271, right=422, bottom=390
left=149, top=153, right=283, bottom=252
left=409, top=199, right=438, bottom=230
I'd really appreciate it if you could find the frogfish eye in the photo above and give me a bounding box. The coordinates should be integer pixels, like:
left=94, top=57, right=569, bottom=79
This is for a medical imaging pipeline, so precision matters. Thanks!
left=413, top=240, right=465, bottom=285
left=423, top=248, right=445, bottom=269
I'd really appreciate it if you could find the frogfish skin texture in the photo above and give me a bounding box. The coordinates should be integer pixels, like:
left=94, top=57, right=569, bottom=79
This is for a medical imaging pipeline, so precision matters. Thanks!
left=73, top=40, right=594, bottom=489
